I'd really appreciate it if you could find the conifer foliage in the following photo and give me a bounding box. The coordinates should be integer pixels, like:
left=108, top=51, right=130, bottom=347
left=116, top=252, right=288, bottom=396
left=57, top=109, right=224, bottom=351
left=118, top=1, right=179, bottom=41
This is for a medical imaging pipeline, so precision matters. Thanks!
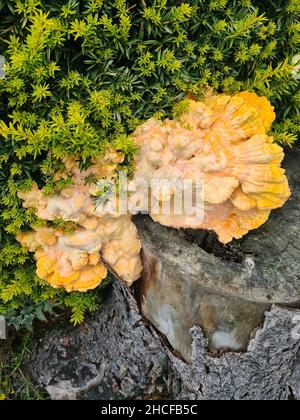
left=0, top=0, right=299, bottom=328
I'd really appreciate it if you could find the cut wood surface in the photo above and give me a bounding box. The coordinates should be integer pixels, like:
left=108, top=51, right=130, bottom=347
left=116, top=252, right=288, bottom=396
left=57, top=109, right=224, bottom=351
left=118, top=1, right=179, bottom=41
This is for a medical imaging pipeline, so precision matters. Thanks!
left=135, top=149, right=300, bottom=359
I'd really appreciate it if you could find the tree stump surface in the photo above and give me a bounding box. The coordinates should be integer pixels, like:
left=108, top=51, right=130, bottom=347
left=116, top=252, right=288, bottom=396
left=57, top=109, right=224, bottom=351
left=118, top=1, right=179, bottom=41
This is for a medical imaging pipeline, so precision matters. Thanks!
left=135, top=149, right=300, bottom=359
left=24, top=149, right=300, bottom=400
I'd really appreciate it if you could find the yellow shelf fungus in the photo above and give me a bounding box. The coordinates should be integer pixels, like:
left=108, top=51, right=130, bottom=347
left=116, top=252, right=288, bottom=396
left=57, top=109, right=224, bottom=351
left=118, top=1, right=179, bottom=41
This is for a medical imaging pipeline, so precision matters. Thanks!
left=17, top=91, right=291, bottom=292
left=132, top=91, right=290, bottom=244
left=17, top=153, right=142, bottom=292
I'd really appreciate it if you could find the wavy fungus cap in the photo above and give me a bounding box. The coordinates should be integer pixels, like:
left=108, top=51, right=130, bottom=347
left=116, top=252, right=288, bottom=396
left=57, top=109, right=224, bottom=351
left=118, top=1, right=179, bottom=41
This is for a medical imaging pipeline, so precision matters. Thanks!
left=17, top=153, right=142, bottom=292
left=132, top=91, right=291, bottom=244
left=16, top=91, right=291, bottom=293
left=17, top=227, right=108, bottom=292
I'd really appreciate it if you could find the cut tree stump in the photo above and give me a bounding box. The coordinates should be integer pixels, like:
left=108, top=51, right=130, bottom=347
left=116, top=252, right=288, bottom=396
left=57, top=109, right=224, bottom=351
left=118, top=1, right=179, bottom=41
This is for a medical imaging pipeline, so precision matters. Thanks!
left=135, top=148, right=300, bottom=361
left=24, top=149, right=300, bottom=400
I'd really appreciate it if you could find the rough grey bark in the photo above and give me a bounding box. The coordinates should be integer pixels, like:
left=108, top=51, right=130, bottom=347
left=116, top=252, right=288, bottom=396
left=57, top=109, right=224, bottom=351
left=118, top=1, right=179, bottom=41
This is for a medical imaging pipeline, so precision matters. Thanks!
left=25, top=281, right=174, bottom=400
left=290, top=349, right=300, bottom=400
left=24, top=150, right=300, bottom=400
left=170, top=306, right=300, bottom=400
left=25, top=289, right=299, bottom=400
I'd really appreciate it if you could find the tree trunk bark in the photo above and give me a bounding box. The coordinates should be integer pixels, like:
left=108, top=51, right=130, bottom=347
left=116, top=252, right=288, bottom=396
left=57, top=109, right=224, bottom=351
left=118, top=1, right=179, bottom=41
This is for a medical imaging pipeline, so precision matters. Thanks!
left=26, top=281, right=175, bottom=400
left=25, top=149, right=300, bottom=400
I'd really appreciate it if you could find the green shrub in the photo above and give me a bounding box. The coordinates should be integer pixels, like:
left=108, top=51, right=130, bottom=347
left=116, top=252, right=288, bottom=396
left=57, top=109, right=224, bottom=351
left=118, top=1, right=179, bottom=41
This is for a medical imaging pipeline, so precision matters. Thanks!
left=0, top=0, right=299, bottom=329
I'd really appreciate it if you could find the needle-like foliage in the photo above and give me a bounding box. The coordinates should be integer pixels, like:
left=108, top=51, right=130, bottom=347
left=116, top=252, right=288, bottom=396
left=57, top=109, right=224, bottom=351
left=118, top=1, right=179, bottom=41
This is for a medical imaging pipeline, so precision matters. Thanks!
left=0, top=0, right=299, bottom=328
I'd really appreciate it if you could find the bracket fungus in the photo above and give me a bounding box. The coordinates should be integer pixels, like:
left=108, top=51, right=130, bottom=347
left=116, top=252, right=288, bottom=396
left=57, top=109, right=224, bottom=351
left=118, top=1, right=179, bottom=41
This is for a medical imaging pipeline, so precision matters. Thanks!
left=17, top=91, right=291, bottom=292
left=17, top=154, right=142, bottom=292
left=131, top=91, right=291, bottom=244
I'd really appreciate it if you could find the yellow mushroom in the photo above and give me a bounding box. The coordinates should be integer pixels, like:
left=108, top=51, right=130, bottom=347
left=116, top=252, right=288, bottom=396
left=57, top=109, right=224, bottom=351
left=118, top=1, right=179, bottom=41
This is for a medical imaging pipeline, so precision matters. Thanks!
left=17, top=152, right=142, bottom=292
left=131, top=91, right=291, bottom=244
left=16, top=91, right=291, bottom=294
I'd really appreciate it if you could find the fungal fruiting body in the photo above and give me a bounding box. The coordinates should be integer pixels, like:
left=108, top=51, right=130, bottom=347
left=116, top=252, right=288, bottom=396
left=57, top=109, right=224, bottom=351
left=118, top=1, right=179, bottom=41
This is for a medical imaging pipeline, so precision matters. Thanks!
left=17, top=154, right=142, bottom=292
left=17, top=91, right=291, bottom=292
left=131, top=91, right=291, bottom=244
left=17, top=227, right=108, bottom=292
